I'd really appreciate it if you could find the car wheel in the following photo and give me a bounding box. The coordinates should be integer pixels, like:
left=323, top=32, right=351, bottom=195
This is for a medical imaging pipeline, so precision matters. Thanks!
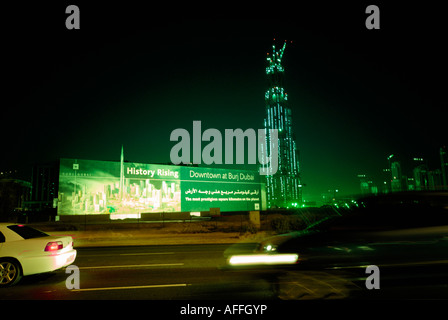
left=0, top=259, right=22, bottom=287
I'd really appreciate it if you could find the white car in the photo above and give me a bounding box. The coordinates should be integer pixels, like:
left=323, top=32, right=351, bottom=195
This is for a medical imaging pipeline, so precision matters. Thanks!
left=0, top=223, right=76, bottom=286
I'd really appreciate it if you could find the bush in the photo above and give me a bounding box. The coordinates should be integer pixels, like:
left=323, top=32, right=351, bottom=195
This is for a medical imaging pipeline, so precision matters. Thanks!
left=180, top=222, right=213, bottom=233
left=270, top=215, right=306, bottom=234
left=240, top=222, right=258, bottom=235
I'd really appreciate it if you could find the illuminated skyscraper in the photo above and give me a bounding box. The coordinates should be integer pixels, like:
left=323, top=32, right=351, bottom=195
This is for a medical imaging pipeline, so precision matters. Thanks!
left=262, top=40, right=302, bottom=208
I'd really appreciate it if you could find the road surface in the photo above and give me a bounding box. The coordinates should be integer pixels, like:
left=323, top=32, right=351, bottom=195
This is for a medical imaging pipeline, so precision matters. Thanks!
left=1, top=243, right=273, bottom=300
left=1, top=244, right=447, bottom=300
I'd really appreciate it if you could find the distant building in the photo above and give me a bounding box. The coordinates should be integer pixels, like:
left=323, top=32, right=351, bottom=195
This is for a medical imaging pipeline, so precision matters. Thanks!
left=0, top=170, right=31, bottom=221
left=391, top=161, right=403, bottom=192
left=441, top=146, right=448, bottom=190
left=413, top=164, right=429, bottom=191
left=357, top=174, right=377, bottom=195
left=407, top=177, right=416, bottom=191
left=381, top=168, right=391, bottom=193
left=377, top=150, right=447, bottom=194
left=357, top=174, right=370, bottom=195
left=428, top=169, right=443, bottom=191
left=27, top=160, right=60, bottom=211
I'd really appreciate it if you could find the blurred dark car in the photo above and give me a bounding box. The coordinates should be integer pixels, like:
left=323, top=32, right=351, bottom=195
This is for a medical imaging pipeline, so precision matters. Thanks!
left=225, top=192, right=448, bottom=299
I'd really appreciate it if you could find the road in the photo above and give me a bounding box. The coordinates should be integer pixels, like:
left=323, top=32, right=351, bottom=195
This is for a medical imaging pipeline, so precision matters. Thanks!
left=1, top=243, right=275, bottom=300
left=1, top=244, right=447, bottom=300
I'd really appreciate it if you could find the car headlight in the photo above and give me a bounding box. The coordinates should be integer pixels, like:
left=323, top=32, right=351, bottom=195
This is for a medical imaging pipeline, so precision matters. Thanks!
left=263, top=244, right=277, bottom=252
left=228, top=253, right=299, bottom=266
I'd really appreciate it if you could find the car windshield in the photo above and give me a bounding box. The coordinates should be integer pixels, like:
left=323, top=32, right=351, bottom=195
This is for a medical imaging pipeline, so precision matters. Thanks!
left=7, top=225, right=49, bottom=239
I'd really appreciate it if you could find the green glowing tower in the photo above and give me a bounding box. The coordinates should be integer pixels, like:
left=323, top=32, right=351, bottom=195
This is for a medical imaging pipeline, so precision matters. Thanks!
left=262, top=40, right=302, bottom=208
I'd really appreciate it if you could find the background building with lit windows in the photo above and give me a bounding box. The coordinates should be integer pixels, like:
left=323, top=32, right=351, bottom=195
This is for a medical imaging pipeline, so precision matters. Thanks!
left=441, top=146, right=448, bottom=190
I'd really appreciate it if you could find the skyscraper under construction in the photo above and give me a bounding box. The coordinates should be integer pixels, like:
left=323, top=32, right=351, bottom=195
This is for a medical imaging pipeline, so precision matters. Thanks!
left=262, top=40, right=302, bottom=208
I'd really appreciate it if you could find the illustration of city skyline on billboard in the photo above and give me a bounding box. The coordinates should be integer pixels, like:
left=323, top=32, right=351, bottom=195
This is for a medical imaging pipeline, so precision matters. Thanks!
left=58, top=159, right=181, bottom=217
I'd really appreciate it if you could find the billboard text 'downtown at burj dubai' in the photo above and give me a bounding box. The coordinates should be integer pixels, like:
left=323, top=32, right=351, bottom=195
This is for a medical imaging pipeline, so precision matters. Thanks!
left=57, top=158, right=264, bottom=216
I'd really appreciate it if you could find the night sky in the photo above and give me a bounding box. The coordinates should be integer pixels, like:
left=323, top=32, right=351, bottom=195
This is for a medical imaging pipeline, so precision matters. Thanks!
left=3, top=2, right=447, bottom=202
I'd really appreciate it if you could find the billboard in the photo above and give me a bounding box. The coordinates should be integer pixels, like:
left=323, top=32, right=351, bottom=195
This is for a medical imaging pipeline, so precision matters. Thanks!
left=57, top=158, right=263, bottom=216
